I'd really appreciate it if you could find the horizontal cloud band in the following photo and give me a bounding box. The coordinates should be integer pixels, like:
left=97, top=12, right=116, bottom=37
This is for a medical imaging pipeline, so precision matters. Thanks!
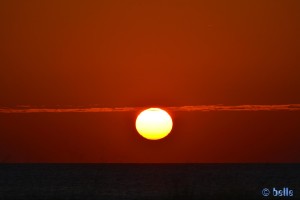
left=0, top=104, right=300, bottom=113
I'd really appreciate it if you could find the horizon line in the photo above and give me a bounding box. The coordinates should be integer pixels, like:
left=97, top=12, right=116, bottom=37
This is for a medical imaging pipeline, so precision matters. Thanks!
left=0, top=104, right=300, bottom=113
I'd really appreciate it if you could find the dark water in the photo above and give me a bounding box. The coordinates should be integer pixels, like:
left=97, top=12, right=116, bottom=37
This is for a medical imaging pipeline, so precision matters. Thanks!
left=0, top=164, right=299, bottom=200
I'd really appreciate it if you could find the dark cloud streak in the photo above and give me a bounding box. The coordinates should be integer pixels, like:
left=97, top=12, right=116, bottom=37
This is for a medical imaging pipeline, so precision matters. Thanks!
left=0, top=104, right=300, bottom=113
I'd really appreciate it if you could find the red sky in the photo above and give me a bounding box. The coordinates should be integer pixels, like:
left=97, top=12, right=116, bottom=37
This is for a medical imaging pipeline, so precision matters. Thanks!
left=0, top=0, right=299, bottom=162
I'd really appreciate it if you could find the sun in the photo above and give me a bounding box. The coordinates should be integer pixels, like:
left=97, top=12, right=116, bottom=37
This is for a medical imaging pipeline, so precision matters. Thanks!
left=135, top=108, right=173, bottom=140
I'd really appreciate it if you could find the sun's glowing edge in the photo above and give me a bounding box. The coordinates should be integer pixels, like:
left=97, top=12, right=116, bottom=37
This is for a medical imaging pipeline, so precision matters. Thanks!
left=135, top=108, right=173, bottom=140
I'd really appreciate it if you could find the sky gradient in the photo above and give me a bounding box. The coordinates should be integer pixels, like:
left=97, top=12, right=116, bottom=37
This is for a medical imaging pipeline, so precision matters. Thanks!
left=0, top=0, right=299, bottom=162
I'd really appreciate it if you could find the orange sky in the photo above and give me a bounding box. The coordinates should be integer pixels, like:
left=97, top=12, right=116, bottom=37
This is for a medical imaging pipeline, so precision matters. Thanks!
left=0, top=0, right=299, bottom=162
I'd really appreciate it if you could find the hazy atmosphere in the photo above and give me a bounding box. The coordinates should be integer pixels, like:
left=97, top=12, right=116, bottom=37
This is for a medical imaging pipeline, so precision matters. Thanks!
left=0, top=0, right=300, bottom=162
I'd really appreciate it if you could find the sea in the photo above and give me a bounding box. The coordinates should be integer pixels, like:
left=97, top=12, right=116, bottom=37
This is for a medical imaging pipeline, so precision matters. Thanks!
left=0, top=164, right=299, bottom=200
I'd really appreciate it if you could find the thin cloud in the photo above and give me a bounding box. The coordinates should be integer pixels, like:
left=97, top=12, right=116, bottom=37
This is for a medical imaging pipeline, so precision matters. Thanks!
left=0, top=104, right=300, bottom=113
left=168, top=104, right=300, bottom=112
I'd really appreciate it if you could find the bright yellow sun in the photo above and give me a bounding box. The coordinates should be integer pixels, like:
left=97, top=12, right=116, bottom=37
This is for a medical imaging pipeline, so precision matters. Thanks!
left=135, top=108, right=173, bottom=140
